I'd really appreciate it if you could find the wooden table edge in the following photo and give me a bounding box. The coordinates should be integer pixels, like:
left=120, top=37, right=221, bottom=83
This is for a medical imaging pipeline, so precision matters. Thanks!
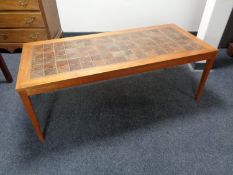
left=16, top=50, right=218, bottom=96
left=15, top=24, right=218, bottom=143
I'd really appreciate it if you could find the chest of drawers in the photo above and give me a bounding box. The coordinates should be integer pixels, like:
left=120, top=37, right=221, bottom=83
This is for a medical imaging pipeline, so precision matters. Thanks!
left=0, top=0, right=62, bottom=52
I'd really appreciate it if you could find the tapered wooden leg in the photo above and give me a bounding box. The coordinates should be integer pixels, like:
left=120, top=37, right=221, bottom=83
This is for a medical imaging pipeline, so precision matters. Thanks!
left=0, top=53, right=13, bottom=83
left=195, top=58, right=215, bottom=101
left=19, top=91, right=45, bottom=143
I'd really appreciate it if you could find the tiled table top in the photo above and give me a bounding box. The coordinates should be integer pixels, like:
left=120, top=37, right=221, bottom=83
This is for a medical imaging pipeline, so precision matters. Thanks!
left=30, top=26, right=203, bottom=79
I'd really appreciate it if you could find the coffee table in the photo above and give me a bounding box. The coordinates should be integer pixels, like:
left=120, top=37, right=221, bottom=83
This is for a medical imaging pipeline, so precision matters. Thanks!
left=16, top=24, right=218, bottom=142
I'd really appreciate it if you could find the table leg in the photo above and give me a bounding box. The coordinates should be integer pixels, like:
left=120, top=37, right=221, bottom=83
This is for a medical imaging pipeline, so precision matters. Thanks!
left=0, top=53, right=13, bottom=83
left=195, top=58, right=215, bottom=101
left=19, top=91, right=45, bottom=143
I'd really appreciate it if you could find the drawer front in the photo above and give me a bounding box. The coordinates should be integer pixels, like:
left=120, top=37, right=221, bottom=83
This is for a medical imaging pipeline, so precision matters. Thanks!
left=0, top=13, right=45, bottom=28
left=0, top=0, right=39, bottom=10
left=0, top=29, right=47, bottom=43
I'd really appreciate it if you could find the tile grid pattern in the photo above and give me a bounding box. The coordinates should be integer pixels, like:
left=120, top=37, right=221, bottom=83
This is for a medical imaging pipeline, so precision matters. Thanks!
left=30, top=27, right=203, bottom=78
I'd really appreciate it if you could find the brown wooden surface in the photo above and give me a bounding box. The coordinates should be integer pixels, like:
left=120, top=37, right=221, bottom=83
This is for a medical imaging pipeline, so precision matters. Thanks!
left=19, top=91, right=45, bottom=142
left=16, top=24, right=218, bottom=142
left=0, top=53, right=13, bottom=82
left=0, top=0, right=62, bottom=52
left=0, top=12, right=45, bottom=28
left=0, top=32, right=62, bottom=53
left=0, top=29, right=47, bottom=43
left=0, top=29, right=63, bottom=53
left=0, top=0, right=40, bottom=11
left=16, top=24, right=217, bottom=94
left=195, top=58, right=216, bottom=101
left=39, top=0, right=62, bottom=38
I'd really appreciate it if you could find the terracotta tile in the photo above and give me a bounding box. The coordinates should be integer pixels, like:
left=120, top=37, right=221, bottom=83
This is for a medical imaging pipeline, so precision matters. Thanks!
left=106, top=56, right=126, bottom=64
left=66, top=53, right=81, bottom=60
left=57, top=67, right=70, bottom=73
left=31, top=70, right=44, bottom=78
left=76, top=49, right=89, bottom=57
left=56, top=55, right=66, bottom=61
left=91, top=54, right=102, bottom=60
left=80, top=61, right=93, bottom=69
left=92, top=59, right=106, bottom=66
left=44, top=63, right=56, bottom=70
left=57, top=61, right=70, bottom=72
left=188, top=42, right=202, bottom=50
left=30, top=26, right=203, bottom=78
left=57, top=60, right=69, bottom=67
left=65, top=41, right=77, bottom=48
left=44, top=58, right=55, bottom=64
left=44, top=52, right=55, bottom=59
left=86, top=48, right=98, bottom=55
left=70, top=63, right=82, bottom=71
left=100, top=53, right=113, bottom=60
left=80, top=57, right=93, bottom=65
left=156, top=48, right=167, bottom=55
left=31, top=66, right=43, bottom=71
left=54, top=42, right=64, bottom=48
left=45, top=68, right=57, bottom=75
left=33, top=56, right=43, bottom=62
left=55, top=50, right=66, bottom=56
left=44, top=44, right=53, bottom=51
left=33, top=45, right=43, bottom=53
left=68, top=58, right=80, bottom=65
left=66, top=47, right=78, bottom=53
left=112, top=51, right=124, bottom=58
left=34, top=51, right=43, bottom=58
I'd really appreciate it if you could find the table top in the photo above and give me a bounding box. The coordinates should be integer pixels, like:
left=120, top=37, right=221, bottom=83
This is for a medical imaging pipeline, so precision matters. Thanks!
left=16, top=24, right=217, bottom=93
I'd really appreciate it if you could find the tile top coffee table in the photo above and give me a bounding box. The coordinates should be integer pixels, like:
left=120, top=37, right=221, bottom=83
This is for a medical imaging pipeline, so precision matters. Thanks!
left=16, top=24, right=218, bottom=142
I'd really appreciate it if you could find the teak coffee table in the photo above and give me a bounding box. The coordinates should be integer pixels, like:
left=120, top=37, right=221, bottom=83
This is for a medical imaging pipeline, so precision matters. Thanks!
left=16, top=24, right=218, bottom=142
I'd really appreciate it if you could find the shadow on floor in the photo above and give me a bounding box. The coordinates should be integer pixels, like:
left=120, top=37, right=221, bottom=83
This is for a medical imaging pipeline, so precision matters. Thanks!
left=213, top=50, right=233, bottom=69
left=17, top=65, right=223, bottom=163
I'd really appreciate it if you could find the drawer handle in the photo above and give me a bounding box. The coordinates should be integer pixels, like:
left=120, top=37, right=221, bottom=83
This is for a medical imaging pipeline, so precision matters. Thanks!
left=0, top=34, right=8, bottom=40
left=18, top=0, right=29, bottom=7
left=30, top=33, right=40, bottom=41
left=25, top=16, right=36, bottom=25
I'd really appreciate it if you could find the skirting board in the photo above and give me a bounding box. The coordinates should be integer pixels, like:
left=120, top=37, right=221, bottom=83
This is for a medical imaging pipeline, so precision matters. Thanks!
left=63, top=31, right=197, bottom=37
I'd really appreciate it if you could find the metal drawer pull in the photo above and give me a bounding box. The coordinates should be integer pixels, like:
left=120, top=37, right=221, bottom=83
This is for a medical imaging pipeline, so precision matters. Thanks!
left=25, top=16, right=36, bottom=25
left=0, top=34, right=8, bottom=40
left=30, top=33, right=40, bottom=40
left=18, top=0, right=29, bottom=7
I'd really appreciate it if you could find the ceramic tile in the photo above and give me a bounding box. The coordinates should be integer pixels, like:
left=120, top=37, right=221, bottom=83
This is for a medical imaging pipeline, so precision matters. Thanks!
left=30, top=27, right=203, bottom=79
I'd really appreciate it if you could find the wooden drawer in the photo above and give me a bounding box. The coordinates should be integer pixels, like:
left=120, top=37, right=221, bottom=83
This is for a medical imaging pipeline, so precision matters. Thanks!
left=0, top=12, right=45, bottom=28
left=0, top=29, right=47, bottom=43
left=0, top=0, right=39, bottom=11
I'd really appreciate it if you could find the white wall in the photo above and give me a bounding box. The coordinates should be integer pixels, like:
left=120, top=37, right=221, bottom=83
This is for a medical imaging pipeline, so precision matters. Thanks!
left=56, top=0, right=207, bottom=32
left=197, top=0, right=233, bottom=47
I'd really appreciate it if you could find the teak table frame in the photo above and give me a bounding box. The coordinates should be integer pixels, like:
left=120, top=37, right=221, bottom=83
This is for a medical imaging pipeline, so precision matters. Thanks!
left=16, top=24, right=218, bottom=142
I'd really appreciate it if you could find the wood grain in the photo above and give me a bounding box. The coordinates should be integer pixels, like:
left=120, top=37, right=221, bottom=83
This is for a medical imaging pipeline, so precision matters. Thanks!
left=195, top=57, right=216, bottom=101
left=0, top=29, right=47, bottom=43
left=0, top=0, right=62, bottom=52
left=0, top=12, right=45, bottom=28
left=0, top=0, right=39, bottom=11
left=19, top=91, right=44, bottom=143
left=39, top=0, right=62, bottom=38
